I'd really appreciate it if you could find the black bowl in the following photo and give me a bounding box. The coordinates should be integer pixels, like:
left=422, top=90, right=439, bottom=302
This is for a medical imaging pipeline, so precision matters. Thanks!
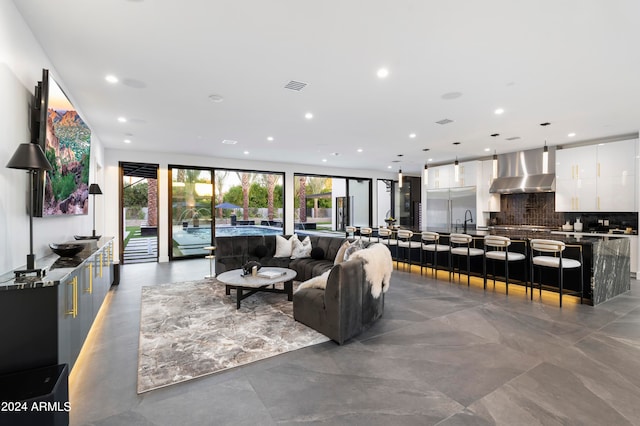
left=74, top=235, right=101, bottom=240
left=49, top=243, right=84, bottom=258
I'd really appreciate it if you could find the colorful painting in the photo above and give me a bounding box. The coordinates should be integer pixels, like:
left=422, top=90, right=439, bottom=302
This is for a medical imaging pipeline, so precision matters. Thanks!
left=42, top=74, right=91, bottom=216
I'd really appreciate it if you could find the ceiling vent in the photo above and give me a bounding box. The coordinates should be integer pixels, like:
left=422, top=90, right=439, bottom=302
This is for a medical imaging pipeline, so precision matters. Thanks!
left=435, top=118, right=453, bottom=125
left=505, top=136, right=521, bottom=141
left=284, top=80, right=308, bottom=91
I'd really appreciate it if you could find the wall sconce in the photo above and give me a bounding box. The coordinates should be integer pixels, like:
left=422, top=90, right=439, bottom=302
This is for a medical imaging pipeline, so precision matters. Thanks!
left=398, top=168, right=403, bottom=188
left=492, top=150, right=498, bottom=180
left=423, top=164, right=428, bottom=186
left=6, top=142, right=53, bottom=277
left=543, top=142, right=549, bottom=174
left=454, top=158, right=460, bottom=182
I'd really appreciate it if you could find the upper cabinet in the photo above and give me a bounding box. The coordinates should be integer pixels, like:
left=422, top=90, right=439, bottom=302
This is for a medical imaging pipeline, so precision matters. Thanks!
left=426, top=161, right=477, bottom=189
left=555, top=139, right=637, bottom=212
left=478, top=159, right=500, bottom=212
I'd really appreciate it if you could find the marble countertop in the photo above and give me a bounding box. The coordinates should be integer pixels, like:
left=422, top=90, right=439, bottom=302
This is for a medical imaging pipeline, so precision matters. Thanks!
left=0, top=237, right=113, bottom=291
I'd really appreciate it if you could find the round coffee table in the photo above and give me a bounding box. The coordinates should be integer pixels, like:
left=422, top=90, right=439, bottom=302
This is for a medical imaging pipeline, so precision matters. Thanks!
left=216, top=267, right=297, bottom=309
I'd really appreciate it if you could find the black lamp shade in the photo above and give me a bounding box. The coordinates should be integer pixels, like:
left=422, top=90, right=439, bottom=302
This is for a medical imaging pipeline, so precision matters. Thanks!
left=6, top=143, right=52, bottom=171
left=88, top=184, right=102, bottom=195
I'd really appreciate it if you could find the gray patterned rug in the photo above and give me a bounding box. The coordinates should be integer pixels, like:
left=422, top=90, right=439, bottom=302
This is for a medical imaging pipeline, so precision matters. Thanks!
left=137, top=279, right=330, bottom=393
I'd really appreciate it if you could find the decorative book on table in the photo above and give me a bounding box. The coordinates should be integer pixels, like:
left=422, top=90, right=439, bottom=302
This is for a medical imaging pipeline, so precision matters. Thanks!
left=257, top=270, right=286, bottom=279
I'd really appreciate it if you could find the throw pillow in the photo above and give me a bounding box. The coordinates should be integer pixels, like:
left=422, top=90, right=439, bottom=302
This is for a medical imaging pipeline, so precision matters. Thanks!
left=334, top=240, right=351, bottom=265
left=254, top=244, right=268, bottom=258
left=291, top=235, right=312, bottom=259
left=310, top=246, right=325, bottom=260
left=274, top=234, right=293, bottom=257
left=295, top=270, right=330, bottom=292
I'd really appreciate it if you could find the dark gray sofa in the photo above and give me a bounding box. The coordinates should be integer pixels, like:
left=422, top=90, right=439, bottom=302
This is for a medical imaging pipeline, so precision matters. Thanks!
left=215, top=234, right=346, bottom=282
left=214, top=234, right=385, bottom=344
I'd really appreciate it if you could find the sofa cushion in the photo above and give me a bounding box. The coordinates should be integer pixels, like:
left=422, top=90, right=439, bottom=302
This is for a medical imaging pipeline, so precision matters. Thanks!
left=289, top=258, right=333, bottom=282
left=274, top=234, right=293, bottom=257
left=291, top=235, right=312, bottom=259
left=296, top=270, right=330, bottom=291
left=334, top=240, right=351, bottom=265
left=253, top=244, right=268, bottom=258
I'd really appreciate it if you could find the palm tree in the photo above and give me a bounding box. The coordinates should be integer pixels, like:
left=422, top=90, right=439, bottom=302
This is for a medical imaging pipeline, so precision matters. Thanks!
left=235, top=172, right=255, bottom=220
left=214, top=170, right=228, bottom=218
left=267, top=174, right=276, bottom=220
left=297, top=176, right=307, bottom=223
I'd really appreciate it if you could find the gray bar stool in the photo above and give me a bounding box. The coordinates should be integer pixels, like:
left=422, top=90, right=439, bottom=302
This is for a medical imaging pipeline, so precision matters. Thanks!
left=530, top=239, right=583, bottom=307
left=483, top=236, right=526, bottom=294
left=420, top=232, right=450, bottom=278
left=449, top=233, right=484, bottom=286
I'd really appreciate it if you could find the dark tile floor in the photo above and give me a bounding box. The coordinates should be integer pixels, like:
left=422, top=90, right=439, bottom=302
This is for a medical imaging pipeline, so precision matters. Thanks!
left=70, top=260, right=640, bottom=425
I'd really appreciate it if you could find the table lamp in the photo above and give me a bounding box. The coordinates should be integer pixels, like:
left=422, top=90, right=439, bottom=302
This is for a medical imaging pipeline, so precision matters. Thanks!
left=6, top=142, right=53, bottom=277
left=88, top=183, right=102, bottom=238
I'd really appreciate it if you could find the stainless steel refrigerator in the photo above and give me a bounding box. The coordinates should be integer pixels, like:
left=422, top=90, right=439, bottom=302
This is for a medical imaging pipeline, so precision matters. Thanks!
left=426, top=187, right=476, bottom=231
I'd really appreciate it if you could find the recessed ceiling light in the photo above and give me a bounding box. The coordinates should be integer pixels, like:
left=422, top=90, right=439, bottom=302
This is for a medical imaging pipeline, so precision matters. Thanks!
left=422, top=148, right=430, bottom=152
left=123, top=139, right=131, bottom=144
left=490, top=133, right=500, bottom=137
left=222, top=139, right=237, bottom=145
left=409, top=133, right=417, bottom=139
left=208, top=94, right=224, bottom=103
left=428, top=158, right=433, bottom=162
left=267, top=136, right=274, bottom=142
left=105, top=75, right=118, bottom=84
left=484, top=148, right=491, bottom=152
left=452, top=142, right=461, bottom=145
left=357, top=148, right=363, bottom=153
left=117, top=117, right=127, bottom=123
left=494, top=108, right=505, bottom=115
left=568, top=132, right=576, bottom=137
left=322, top=158, right=327, bottom=162
left=539, top=122, right=551, bottom=126
left=243, top=151, right=250, bottom=155
left=387, top=165, right=392, bottom=169
left=377, top=68, right=389, bottom=78
left=304, top=112, right=313, bottom=119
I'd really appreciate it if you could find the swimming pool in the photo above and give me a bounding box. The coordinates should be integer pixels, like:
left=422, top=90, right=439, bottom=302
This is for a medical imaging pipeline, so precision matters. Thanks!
left=172, top=225, right=284, bottom=257
left=189, top=225, right=284, bottom=237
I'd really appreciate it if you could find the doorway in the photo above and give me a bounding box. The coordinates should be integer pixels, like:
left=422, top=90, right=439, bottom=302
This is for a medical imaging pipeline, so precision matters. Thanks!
left=119, top=162, right=159, bottom=264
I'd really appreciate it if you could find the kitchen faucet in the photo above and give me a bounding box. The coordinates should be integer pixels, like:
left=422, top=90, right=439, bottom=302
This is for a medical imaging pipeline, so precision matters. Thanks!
left=463, top=209, right=473, bottom=233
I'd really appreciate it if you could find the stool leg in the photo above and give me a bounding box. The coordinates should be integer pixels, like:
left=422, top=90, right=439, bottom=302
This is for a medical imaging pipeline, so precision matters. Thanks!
left=505, top=259, right=509, bottom=295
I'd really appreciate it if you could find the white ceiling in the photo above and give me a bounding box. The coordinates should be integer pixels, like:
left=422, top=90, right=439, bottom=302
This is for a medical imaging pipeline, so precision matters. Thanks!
left=13, top=0, right=640, bottom=175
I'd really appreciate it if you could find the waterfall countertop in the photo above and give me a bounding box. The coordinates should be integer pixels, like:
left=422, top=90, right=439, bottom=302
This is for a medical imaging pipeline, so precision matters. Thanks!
left=0, top=237, right=113, bottom=291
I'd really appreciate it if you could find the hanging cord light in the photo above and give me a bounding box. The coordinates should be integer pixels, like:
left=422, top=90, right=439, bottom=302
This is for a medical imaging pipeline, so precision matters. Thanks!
left=542, top=141, right=549, bottom=174
left=454, top=157, right=460, bottom=182
left=492, top=150, right=498, bottom=180
left=398, top=168, right=403, bottom=188
left=423, top=164, right=428, bottom=186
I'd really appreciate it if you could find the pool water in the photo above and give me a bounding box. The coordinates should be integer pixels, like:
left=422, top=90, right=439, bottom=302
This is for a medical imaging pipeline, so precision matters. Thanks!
left=188, top=225, right=284, bottom=237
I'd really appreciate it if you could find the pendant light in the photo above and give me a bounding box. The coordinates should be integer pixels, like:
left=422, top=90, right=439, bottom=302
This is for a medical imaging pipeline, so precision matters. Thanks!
left=398, top=168, right=403, bottom=188
left=454, top=158, right=459, bottom=183
left=423, top=164, right=428, bottom=186
left=542, top=142, right=549, bottom=174
left=492, top=150, right=498, bottom=180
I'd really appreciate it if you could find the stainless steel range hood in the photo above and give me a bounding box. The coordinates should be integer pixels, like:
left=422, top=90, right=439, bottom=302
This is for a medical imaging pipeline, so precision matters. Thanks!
left=489, top=147, right=556, bottom=194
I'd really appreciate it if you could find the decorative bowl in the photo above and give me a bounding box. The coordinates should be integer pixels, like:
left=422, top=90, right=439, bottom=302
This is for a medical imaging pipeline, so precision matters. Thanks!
left=74, top=235, right=101, bottom=240
left=49, top=243, right=84, bottom=258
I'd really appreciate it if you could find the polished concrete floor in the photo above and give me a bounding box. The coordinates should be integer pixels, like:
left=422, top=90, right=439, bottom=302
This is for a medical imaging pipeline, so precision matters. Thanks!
left=69, top=260, right=640, bottom=425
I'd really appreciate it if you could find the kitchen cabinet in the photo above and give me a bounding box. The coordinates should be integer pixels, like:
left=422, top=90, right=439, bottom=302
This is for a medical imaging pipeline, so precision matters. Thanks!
left=426, top=161, right=477, bottom=189
left=478, top=159, right=500, bottom=212
left=555, top=139, right=637, bottom=212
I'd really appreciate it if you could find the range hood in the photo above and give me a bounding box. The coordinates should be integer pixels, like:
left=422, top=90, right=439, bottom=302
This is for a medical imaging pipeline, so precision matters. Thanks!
left=489, top=147, right=556, bottom=194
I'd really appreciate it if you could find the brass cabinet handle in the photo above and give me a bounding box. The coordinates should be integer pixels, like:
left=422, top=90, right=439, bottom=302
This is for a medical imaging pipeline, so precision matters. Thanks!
left=84, top=263, right=93, bottom=294
left=100, top=253, right=104, bottom=278
left=66, top=276, right=78, bottom=318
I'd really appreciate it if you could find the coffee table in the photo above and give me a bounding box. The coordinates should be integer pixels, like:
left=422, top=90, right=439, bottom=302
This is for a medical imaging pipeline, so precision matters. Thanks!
left=216, top=267, right=297, bottom=309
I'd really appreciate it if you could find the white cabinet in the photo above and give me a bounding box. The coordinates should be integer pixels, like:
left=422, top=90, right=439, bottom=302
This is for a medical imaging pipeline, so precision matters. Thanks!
left=478, top=159, right=500, bottom=212
left=426, top=161, right=478, bottom=189
left=555, top=139, right=637, bottom=212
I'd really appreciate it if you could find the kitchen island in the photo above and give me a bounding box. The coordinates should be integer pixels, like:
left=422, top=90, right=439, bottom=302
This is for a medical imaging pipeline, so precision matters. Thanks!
left=403, top=228, right=631, bottom=306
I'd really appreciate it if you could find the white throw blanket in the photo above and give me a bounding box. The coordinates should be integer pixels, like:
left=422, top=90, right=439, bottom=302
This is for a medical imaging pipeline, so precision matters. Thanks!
left=350, top=243, right=393, bottom=298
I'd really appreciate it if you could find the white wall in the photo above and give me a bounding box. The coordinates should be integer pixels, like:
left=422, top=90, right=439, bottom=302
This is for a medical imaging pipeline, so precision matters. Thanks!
left=0, top=0, right=105, bottom=274
left=104, top=149, right=396, bottom=262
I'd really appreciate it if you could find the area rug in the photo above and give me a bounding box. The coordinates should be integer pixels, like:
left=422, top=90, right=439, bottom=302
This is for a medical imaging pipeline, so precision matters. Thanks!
left=137, top=279, right=330, bottom=393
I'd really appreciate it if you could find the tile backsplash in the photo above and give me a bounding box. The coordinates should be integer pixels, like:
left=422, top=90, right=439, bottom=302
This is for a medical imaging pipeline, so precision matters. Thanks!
left=489, top=193, right=638, bottom=231
left=491, top=193, right=563, bottom=227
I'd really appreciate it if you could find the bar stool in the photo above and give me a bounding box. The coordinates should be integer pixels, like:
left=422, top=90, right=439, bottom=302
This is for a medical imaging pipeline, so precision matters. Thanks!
left=449, top=233, right=484, bottom=286
left=483, top=236, right=526, bottom=294
left=345, top=226, right=357, bottom=240
left=397, top=229, right=421, bottom=271
left=204, top=246, right=216, bottom=278
left=360, top=227, right=374, bottom=242
left=420, top=232, right=450, bottom=278
left=530, top=239, right=583, bottom=307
